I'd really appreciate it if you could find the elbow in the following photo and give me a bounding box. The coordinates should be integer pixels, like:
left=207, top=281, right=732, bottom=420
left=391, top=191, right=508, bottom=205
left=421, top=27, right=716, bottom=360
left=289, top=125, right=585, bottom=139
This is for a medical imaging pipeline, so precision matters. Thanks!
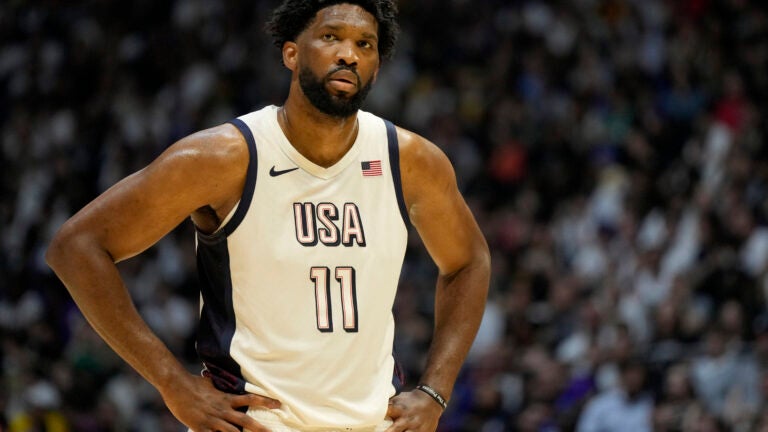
left=45, top=223, right=73, bottom=273
left=456, top=238, right=491, bottom=301
left=443, top=241, right=491, bottom=293
left=46, top=221, right=95, bottom=273
left=475, top=243, right=491, bottom=293
left=477, top=241, right=491, bottom=274
left=471, top=236, right=491, bottom=279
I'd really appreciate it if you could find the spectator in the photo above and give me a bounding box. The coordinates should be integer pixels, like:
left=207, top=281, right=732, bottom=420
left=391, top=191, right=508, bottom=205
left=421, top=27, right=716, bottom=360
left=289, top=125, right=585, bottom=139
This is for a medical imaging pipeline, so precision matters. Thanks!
left=576, top=358, right=653, bottom=432
left=691, top=324, right=761, bottom=426
left=653, top=362, right=705, bottom=432
left=3, top=0, right=768, bottom=430
left=8, top=380, right=69, bottom=432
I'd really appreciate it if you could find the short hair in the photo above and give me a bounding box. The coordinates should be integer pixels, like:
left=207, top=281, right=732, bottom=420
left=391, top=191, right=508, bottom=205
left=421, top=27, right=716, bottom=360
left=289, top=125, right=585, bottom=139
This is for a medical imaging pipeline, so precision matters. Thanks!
left=266, top=0, right=399, bottom=61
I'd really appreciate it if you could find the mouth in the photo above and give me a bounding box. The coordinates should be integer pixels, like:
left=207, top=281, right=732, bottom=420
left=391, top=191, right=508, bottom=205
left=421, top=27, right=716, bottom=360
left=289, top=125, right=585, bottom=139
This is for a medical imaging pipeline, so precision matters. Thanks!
left=327, top=76, right=359, bottom=94
left=328, top=69, right=359, bottom=88
left=331, top=77, right=354, bottom=84
left=329, top=68, right=358, bottom=80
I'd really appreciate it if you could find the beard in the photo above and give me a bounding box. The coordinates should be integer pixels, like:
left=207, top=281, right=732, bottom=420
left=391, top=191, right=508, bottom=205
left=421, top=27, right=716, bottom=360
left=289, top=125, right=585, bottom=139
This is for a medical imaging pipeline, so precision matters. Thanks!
left=299, top=65, right=374, bottom=118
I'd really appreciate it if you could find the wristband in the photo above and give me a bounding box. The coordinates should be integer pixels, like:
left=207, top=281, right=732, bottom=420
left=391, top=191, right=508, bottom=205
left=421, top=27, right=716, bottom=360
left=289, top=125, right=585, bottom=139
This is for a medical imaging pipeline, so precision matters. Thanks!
left=416, top=384, right=448, bottom=410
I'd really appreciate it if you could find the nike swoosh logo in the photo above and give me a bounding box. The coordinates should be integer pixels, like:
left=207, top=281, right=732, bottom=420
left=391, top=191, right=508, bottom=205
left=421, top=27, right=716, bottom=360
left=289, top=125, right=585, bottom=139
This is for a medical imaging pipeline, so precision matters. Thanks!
left=269, top=166, right=299, bottom=177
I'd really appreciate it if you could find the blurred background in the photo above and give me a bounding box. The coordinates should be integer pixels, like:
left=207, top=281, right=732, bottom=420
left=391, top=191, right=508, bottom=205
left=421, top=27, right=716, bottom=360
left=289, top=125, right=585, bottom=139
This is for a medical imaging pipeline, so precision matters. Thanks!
left=2, top=0, right=768, bottom=431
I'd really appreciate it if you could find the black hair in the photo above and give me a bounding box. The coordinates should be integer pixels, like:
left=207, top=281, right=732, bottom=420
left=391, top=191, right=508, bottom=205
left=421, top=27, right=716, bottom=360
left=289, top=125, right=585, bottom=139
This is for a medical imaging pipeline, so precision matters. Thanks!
left=618, top=356, right=647, bottom=373
left=266, top=0, right=399, bottom=61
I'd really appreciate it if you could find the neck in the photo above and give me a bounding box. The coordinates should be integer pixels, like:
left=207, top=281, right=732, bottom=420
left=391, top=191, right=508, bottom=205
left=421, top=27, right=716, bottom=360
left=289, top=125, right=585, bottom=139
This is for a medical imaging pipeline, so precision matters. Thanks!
left=278, top=94, right=359, bottom=168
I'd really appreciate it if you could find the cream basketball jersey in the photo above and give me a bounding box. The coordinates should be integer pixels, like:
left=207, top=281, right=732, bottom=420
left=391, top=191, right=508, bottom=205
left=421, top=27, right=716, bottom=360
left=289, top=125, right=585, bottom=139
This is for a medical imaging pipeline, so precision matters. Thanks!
left=195, top=105, right=410, bottom=428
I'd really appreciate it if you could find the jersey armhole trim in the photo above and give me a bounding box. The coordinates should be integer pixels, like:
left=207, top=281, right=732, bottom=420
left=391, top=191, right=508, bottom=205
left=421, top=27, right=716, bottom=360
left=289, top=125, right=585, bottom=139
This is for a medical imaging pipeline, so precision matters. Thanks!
left=221, top=118, right=258, bottom=236
left=386, top=120, right=411, bottom=229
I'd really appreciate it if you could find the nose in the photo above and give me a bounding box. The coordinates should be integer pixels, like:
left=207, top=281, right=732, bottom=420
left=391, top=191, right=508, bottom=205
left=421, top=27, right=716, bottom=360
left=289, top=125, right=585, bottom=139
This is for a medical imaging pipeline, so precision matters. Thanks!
left=335, top=39, right=359, bottom=67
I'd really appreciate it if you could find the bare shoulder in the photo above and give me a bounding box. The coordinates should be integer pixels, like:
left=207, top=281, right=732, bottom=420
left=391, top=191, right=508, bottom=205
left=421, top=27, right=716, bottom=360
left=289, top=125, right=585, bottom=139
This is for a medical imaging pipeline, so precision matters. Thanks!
left=396, top=126, right=452, bottom=171
left=152, top=122, right=250, bottom=206
left=47, top=122, right=251, bottom=262
left=155, top=123, right=250, bottom=231
left=162, top=123, right=248, bottom=173
left=395, top=126, right=456, bottom=206
left=393, top=125, right=488, bottom=275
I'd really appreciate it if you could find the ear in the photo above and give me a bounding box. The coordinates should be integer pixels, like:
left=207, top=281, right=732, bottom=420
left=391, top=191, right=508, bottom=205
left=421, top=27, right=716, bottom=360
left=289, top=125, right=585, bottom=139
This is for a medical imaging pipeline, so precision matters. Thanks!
left=282, top=41, right=298, bottom=72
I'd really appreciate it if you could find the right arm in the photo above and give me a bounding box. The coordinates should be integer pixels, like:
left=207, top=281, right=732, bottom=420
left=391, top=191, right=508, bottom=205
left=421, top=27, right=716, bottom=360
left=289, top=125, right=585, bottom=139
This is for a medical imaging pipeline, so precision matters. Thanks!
left=46, top=124, right=279, bottom=432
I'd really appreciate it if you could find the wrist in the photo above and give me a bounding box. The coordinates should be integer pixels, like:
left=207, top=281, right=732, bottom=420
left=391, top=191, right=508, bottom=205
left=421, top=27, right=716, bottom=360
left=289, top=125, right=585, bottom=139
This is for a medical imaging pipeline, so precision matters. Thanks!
left=152, top=360, right=192, bottom=396
left=416, top=384, right=448, bottom=410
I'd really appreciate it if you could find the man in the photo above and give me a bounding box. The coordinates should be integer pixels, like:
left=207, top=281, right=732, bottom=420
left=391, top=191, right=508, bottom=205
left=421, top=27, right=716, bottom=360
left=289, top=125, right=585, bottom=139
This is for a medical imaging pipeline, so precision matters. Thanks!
left=46, top=1, right=490, bottom=431
left=576, top=358, right=653, bottom=432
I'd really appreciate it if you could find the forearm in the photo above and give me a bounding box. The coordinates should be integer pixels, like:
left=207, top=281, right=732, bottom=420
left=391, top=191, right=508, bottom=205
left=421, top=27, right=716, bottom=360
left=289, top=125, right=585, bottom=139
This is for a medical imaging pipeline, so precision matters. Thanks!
left=46, top=233, right=188, bottom=395
left=419, top=255, right=490, bottom=401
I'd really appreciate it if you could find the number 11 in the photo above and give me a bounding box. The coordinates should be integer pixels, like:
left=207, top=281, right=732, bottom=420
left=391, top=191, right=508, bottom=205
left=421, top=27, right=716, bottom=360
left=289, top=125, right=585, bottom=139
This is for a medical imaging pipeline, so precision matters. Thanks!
left=310, top=266, right=358, bottom=333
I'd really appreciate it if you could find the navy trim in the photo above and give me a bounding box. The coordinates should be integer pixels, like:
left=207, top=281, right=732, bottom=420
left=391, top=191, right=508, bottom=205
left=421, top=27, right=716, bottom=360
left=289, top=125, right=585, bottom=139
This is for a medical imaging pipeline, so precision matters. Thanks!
left=222, top=118, right=258, bottom=236
left=392, top=348, right=406, bottom=392
left=196, top=237, right=246, bottom=394
left=193, top=117, right=257, bottom=396
left=385, top=120, right=411, bottom=228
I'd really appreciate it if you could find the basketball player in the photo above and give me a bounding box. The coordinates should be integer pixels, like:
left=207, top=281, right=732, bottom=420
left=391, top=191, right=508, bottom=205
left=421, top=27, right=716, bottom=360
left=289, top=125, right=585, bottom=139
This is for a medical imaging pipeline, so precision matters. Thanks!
left=46, top=1, right=490, bottom=431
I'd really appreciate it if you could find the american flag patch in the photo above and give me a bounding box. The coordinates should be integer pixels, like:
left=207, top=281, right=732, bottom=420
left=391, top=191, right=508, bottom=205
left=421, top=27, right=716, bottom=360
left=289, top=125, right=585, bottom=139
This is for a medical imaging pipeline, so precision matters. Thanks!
left=361, top=160, right=383, bottom=176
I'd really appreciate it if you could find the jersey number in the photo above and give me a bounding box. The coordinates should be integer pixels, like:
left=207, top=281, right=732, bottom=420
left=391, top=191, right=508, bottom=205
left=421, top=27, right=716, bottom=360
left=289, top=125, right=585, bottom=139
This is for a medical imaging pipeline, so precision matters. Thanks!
left=310, top=266, right=358, bottom=333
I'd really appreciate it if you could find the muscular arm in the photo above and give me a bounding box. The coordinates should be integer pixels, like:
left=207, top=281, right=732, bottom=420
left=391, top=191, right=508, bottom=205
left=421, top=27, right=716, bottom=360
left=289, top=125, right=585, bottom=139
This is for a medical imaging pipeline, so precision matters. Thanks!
left=387, top=128, right=491, bottom=431
left=46, top=124, right=278, bottom=432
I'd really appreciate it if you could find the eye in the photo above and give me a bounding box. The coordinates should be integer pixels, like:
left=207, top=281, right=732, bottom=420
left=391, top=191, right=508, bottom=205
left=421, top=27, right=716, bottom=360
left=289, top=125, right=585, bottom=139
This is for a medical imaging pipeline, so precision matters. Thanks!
left=321, top=34, right=337, bottom=42
left=358, top=40, right=373, bottom=49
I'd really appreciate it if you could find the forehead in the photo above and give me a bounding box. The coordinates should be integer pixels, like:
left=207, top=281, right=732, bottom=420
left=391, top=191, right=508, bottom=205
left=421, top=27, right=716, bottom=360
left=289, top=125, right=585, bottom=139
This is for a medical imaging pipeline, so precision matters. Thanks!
left=309, top=3, right=378, bottom=34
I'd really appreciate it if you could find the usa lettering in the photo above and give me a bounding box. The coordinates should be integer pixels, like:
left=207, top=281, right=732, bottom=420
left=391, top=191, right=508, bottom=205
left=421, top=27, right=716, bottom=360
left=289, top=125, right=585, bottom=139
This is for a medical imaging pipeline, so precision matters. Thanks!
left=293, top=202, right=366, bottom=247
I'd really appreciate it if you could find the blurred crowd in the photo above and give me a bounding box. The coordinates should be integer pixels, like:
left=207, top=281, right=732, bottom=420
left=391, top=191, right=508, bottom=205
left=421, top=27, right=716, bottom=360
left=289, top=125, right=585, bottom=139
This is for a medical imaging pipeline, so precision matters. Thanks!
left=2, top=0, right=768, bottom=431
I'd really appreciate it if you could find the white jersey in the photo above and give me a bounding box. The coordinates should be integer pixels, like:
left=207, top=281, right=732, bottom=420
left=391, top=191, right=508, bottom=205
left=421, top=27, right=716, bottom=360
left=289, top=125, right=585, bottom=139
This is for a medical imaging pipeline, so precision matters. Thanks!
left=195, top=105, right=409, bottom=429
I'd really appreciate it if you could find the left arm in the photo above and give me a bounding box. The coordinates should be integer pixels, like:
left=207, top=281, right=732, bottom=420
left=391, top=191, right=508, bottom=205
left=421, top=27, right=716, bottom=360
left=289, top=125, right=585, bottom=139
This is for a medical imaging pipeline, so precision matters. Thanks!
left=386, top=128, right=491, bottom=432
